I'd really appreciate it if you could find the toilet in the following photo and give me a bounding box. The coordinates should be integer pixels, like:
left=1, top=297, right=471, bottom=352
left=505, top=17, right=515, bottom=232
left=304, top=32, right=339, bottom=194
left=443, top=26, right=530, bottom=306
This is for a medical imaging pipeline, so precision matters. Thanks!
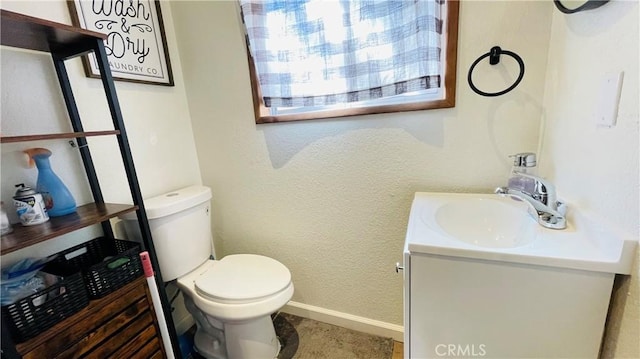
left=120, top=185, right=294, bottom=359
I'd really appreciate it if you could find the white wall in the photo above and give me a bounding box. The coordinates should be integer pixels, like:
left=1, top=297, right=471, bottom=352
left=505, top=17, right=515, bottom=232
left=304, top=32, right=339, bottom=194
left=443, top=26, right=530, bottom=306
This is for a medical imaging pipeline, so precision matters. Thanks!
left=170, top=0, right=553, bottom=326
left=540, top=1, right=639, bottom=357
left=0, top=1, right=201, bottom=261
left=3, top=0, right=636, bottom=353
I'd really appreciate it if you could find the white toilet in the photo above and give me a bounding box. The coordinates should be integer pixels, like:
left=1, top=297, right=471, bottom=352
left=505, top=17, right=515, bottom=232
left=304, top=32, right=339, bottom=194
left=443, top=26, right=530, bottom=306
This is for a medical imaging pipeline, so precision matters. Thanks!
left=120, top=185, right=294, bottom=359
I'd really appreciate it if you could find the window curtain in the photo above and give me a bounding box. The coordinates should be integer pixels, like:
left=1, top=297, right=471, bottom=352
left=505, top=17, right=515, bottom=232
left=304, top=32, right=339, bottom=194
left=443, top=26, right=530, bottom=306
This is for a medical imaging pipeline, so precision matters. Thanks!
left=239, top=0, right=444, bottom=108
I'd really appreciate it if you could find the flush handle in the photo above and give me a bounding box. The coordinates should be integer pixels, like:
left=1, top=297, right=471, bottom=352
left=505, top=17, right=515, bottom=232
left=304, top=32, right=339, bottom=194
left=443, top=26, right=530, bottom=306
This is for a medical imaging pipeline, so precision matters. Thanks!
left=395, top=262, right=404, bottom=273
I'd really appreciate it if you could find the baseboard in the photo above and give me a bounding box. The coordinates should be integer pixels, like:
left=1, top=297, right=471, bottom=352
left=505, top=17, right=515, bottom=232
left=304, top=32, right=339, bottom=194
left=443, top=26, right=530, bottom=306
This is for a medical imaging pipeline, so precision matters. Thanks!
left=281, top=301, right=404, bottom=342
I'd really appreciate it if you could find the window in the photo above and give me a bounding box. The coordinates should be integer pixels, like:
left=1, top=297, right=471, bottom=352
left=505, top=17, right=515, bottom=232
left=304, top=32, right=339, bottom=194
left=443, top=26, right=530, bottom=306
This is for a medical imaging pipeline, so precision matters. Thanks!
left=240, top=0, right=459, bottom=123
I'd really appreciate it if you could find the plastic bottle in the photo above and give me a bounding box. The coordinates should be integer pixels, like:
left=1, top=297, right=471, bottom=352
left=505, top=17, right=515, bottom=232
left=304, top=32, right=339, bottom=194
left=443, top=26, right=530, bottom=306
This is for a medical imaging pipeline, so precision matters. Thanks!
left=12, top=184, right=49, bottom=225
left=507, top=152, right=537, bottom=194
left=24, top=148, right=77, bottom=217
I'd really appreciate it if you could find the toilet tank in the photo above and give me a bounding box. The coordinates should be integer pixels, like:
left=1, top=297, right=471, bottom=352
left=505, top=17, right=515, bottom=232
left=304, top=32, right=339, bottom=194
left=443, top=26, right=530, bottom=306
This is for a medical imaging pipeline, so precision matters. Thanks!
left=120, top=185, right=213, bottom=281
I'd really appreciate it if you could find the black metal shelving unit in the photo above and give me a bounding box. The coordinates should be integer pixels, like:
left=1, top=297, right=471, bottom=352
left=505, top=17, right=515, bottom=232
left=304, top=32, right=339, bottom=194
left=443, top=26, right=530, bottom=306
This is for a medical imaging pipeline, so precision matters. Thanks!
left=0, top=9, right=180, bottom=358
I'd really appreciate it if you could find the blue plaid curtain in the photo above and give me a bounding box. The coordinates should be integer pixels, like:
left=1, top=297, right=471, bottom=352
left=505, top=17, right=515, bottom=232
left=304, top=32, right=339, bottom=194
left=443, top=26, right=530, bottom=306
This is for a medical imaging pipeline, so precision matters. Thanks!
left=240, top=0, right=444, bottom=108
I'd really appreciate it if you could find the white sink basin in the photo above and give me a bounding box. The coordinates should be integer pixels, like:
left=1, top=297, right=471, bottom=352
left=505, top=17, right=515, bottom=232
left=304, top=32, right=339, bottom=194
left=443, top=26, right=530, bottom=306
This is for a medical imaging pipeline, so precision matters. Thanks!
left=433, top=197, right=535, bottom=248
left=407, top=192, right=637, bottom=274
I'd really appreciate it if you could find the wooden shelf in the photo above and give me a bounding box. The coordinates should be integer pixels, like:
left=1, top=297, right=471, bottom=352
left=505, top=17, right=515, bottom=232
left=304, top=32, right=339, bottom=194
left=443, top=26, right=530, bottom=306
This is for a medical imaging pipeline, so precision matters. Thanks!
left=1, top=9, right=106, bottom=53
left=1, top=10, right=175, bottom=357
left=1, top=203, right=138, bottom=254
left=1, top=130, right=120, bottom=143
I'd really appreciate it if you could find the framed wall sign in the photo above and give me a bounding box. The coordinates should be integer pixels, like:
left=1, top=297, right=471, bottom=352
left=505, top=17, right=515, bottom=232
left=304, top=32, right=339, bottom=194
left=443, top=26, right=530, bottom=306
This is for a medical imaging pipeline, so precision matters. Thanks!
left=68, top=0, right=174, bottom=86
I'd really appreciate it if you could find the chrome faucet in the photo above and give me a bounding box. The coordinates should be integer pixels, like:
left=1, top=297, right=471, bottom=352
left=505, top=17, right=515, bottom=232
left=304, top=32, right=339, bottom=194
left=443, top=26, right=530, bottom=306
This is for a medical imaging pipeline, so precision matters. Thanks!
left=495, top=154, right=567, bottom=229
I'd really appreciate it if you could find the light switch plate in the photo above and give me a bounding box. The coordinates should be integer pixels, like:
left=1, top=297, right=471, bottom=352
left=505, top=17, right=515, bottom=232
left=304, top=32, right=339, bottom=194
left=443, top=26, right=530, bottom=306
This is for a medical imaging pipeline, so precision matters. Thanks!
left=595, top=72, right=624, bottom=128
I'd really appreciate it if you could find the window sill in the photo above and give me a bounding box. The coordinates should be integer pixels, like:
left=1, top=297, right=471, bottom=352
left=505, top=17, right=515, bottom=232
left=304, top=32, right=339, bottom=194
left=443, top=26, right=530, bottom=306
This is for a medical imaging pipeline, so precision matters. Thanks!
left=254, top=97, right=456, bottom=124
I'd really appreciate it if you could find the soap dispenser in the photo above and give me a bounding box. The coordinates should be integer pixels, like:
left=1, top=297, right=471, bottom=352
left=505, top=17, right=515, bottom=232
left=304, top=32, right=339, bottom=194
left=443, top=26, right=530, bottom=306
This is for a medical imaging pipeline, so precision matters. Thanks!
left=24, top=148, right=77, bottom=217
left=508, top=152, right=537, bottom=194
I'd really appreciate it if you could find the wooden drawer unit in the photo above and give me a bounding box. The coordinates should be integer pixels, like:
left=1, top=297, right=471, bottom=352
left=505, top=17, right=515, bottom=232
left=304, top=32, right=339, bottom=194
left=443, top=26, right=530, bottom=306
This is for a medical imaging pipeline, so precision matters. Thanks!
left=15, top=276, right=166, bottom=359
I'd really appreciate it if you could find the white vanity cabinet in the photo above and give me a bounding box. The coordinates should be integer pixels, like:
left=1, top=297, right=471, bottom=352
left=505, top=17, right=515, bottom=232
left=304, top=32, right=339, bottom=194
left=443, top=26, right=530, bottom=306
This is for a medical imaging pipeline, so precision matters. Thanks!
left=403, top=249, right=613, bottom=359
left=402, top=192, right=635, bottom=359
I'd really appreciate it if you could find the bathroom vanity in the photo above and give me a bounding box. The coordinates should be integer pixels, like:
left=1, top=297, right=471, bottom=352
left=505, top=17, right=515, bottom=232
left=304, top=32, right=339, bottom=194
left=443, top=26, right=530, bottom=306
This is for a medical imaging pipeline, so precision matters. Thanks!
left=403, top=192, right=637, bottom=359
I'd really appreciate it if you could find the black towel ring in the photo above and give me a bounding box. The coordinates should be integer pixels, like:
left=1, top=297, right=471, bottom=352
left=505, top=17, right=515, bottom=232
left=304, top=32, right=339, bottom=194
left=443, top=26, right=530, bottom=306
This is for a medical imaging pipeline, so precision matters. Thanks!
left=467, top=46, right=525, bottom=97
left=554, top=0, right=609, bottom=14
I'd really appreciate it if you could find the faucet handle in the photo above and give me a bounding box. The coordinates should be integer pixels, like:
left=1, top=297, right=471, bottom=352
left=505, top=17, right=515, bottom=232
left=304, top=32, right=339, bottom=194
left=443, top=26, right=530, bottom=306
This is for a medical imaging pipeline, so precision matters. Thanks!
left=510, top=152, right=537, bottom=168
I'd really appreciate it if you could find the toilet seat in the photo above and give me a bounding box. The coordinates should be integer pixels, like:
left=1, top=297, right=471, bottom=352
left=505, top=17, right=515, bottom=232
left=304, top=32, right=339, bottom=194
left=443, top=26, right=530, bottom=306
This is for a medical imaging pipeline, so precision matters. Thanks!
left=195, top=254, right=291, bottom=303
left=177, top=255, right=294, bottom=322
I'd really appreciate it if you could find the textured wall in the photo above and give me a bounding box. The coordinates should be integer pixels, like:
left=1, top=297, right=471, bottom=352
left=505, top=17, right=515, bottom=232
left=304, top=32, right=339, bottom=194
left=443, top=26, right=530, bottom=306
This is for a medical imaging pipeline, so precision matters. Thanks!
left=170, top=1, right=553, bottom=325
left=539, top=2, right=639, bottom=356
left=0, top=1, right=201, bottom=259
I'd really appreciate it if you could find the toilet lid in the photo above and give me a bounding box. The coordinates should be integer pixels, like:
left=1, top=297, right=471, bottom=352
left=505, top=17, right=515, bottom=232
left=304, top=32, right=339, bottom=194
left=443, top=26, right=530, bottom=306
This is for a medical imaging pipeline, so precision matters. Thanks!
left=195, top=254, right=291, bottom=302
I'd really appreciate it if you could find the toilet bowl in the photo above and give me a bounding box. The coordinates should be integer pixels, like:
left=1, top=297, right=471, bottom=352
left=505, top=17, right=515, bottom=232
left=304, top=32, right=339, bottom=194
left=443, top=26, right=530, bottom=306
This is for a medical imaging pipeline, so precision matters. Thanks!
left=178, top=255, right=294, bottom=358
left=120, top=186, right=293, bottom=359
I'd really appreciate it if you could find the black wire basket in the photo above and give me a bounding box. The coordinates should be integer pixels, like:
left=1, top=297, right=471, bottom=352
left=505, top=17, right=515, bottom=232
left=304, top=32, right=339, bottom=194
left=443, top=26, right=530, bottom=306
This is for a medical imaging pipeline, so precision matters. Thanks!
left=1, top=269, right=89, bottom=343
left=48, top=237, right=143, bottom=299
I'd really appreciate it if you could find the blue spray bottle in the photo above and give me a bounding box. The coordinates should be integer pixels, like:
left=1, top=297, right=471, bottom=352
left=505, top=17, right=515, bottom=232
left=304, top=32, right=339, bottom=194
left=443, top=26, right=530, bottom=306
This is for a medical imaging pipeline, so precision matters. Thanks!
left=24, top=148, right=77, bottom=217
